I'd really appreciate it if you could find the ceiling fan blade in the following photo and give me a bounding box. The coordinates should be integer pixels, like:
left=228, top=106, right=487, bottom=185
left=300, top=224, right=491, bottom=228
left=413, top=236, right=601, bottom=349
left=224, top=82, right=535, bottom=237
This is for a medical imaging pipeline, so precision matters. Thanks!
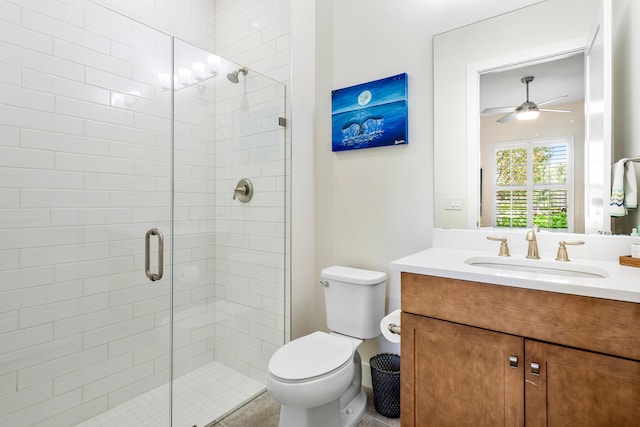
left=537, top=95, right=568, bottom=107
left=539, top=108, right=573, bottom=113
left=482, top=106, right=517, bottom=114
left=497, top=111, right=516, bottom=123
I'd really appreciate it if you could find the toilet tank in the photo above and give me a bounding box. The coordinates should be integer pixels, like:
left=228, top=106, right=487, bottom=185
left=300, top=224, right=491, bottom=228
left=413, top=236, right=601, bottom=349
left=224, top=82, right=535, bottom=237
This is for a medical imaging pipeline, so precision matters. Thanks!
left=321, top=266, right=386, bottom=339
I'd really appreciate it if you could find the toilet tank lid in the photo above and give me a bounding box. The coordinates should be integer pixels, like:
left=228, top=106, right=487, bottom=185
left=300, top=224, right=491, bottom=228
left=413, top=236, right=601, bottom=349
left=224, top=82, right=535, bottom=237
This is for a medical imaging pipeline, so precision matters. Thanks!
left=321, top=266, right=386, bottom=285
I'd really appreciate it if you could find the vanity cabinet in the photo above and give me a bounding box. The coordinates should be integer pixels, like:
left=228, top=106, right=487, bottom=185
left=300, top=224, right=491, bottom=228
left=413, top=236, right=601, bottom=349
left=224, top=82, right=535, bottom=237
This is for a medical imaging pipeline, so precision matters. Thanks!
left=400, top=273, right=640, bottom=427
left=402, top=313, right=524, bottom=426
left=525, top=339, right=640, bottom=426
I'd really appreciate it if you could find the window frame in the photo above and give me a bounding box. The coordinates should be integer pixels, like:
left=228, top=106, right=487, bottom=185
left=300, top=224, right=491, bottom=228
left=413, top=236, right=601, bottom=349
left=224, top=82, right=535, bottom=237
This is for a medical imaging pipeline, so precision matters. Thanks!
left=490, top=136, right=574, bottom=232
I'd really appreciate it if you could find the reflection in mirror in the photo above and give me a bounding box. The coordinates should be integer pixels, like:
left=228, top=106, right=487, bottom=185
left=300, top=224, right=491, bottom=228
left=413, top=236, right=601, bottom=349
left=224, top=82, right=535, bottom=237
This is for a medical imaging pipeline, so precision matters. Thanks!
left=479, top=54, right=585, bottom=233
left=432, top=0, right=624, bottom=234
left=611, top=2, right=640, bottom=234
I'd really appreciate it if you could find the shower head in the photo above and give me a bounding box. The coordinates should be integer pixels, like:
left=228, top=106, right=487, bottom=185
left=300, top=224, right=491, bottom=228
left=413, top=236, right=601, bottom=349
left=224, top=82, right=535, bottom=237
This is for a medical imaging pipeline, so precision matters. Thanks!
left=227, top=67, right=248, bottom=84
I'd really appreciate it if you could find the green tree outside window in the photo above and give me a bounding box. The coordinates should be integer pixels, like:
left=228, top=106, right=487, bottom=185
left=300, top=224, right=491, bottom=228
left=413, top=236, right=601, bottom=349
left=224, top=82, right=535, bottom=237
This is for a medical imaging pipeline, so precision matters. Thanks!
left=493, top=140, right=571, bottom=231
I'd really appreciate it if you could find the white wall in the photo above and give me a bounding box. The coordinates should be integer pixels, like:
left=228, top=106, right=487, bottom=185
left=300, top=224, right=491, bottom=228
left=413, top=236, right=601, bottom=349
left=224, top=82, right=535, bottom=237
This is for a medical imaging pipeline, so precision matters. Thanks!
left=306, top=0, right=640, bottom=385
left=315, top=0, right=436, bottom=364
left=297, top=0, right=553, bottom=381
left=289, top=0, right=320, bottom=339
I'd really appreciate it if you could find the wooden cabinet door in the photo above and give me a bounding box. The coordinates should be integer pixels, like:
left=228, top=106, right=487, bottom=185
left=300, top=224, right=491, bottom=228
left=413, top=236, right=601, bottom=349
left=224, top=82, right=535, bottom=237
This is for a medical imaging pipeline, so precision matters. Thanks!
left=525, top=339, right=640, bottom=426
left=401, top=313, right=524, bottom=427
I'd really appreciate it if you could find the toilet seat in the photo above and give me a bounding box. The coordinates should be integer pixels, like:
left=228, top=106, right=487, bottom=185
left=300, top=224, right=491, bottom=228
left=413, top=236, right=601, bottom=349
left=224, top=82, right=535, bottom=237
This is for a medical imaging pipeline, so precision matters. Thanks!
left=269, top=331, right=354, bottom=381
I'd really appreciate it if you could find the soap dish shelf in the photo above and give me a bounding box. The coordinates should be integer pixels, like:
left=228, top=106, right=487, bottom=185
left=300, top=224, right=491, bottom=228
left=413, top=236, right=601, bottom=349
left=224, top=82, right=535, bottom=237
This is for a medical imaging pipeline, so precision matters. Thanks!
left=619, top=256, right=640, bottom=268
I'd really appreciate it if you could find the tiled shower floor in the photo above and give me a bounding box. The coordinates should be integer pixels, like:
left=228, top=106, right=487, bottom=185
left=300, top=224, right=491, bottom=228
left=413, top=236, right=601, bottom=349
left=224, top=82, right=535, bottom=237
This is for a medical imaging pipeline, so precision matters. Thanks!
left=75, top=361, right=264, bottom=427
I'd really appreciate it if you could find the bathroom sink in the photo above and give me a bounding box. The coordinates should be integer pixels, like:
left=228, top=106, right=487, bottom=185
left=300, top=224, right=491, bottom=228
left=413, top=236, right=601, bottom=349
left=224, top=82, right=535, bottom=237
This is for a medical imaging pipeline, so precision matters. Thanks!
left=465, top=256, right=608, bottom=279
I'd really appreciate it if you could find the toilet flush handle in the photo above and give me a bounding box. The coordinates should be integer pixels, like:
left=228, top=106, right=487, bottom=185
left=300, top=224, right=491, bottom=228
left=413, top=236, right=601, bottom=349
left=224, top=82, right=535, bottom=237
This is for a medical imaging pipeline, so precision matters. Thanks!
left=320, top=280, right=329, bottom=288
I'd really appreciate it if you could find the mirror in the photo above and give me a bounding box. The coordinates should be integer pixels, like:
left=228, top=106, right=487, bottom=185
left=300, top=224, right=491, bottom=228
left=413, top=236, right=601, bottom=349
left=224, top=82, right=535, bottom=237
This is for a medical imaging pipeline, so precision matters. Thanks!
left=433, top=0, right=629, bottom=234
left=479, top=53, right=585, bottom=232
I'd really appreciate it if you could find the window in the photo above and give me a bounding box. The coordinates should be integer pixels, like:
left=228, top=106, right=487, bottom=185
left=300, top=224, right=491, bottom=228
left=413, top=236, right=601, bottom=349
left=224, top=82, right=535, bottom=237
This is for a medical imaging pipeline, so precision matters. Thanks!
left=492, top=138, right=573, bottom=231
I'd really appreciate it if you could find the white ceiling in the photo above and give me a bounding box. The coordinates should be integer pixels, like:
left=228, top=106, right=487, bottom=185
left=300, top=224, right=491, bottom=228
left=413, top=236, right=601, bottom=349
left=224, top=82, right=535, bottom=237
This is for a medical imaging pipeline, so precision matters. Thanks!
left=479, top=53, right=585, bottom=115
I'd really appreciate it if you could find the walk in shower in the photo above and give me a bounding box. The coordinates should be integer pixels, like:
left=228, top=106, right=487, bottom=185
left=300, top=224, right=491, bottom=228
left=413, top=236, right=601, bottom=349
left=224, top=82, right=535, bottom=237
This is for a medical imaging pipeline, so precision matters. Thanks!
left=0, top=1, right=288, bottom=426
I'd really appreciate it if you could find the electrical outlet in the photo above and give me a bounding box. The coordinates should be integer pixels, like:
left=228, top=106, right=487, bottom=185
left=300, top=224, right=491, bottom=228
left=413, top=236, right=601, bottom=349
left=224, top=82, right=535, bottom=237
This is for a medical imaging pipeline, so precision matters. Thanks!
left=444, top=197, right=463, bottom=210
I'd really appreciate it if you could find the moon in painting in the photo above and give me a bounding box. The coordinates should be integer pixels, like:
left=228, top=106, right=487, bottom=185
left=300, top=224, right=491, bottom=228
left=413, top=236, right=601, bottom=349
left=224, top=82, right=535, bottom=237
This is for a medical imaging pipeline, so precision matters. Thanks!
left=357, top=90, right=372, bottom=106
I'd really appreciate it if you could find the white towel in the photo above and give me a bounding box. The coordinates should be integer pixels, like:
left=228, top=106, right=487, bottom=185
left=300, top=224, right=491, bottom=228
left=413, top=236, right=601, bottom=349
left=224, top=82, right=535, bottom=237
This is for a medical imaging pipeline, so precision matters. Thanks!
left=625, top=161, right=638, bottom=209
left=610, top=159, right=627, bottom=217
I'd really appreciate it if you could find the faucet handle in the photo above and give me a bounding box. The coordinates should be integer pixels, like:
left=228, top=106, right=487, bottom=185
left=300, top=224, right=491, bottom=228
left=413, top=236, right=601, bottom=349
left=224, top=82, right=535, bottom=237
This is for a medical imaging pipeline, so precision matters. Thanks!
left=487, top=236, right=510, bottom=257
left=555, top=240, right=585, bottom=262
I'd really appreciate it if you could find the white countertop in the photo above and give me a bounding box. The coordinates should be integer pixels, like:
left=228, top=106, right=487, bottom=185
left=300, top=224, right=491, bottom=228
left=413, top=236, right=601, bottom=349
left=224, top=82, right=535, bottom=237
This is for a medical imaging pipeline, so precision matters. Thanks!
left=391, top=246, right=640, bottom=304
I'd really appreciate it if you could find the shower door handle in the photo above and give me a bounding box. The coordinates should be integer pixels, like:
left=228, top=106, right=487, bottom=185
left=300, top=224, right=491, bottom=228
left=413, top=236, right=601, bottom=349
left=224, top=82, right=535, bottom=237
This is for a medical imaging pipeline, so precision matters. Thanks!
left=145, top=228, right=164, bottom=281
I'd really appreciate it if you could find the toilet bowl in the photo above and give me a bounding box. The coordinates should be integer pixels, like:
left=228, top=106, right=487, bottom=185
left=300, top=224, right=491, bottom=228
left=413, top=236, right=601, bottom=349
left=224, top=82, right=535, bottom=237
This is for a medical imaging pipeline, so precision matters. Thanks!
left=266, top=266, right=387, bottom=427
left=267, top=332, right=367, bottom=427
left=267, top=332, right=358, bottom=407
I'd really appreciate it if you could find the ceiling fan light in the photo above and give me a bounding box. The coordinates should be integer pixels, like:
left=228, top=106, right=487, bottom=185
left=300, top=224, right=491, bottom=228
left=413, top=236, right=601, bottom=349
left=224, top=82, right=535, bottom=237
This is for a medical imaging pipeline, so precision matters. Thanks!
left=516, top=102, right=540, bottom=121
left=516, top=110, right=540, bottom=120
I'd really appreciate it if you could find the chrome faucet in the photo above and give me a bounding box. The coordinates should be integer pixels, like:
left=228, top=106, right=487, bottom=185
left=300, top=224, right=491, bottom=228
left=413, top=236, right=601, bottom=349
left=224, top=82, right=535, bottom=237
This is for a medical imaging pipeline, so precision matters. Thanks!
left=525, top=226, right=540, bottom=259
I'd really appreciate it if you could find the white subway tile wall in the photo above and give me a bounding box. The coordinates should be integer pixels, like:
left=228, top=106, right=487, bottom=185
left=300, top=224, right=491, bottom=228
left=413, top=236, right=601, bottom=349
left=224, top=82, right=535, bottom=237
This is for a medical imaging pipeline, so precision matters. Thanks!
left=211, top=70, right=286, bottom=383
left=215, top=0, right=292, bottom=84
left=213, top=0, right=291, bottom=381
left=171, top=39, right=218, bottom=389
left=0, top=1, right=174, bottom=425
left=92, top=0, right=217, bottom=53
left=0, top=0, right=291, bottom=425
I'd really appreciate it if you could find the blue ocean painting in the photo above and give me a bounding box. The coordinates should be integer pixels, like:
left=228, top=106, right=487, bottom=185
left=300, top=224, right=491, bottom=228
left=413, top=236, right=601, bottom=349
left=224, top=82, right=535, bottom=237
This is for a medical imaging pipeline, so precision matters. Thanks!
left=331, top=73, right=408, bottom=152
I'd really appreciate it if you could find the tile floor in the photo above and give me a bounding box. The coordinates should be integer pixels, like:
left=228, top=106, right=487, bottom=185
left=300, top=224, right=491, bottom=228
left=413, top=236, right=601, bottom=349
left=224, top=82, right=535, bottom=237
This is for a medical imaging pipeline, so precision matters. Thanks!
left=210, top=387, right=401, bottom=427
left=76, top=361, right=399, bottom=427
left=76, top=361, right=264, bottom=427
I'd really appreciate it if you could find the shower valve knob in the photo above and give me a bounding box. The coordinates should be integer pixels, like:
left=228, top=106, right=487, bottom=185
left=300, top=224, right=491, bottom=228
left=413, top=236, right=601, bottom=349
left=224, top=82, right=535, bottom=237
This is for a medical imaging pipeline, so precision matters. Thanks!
left=233, top=186, right=247, bottom=197
left=232, top=178, right=253, bottom=203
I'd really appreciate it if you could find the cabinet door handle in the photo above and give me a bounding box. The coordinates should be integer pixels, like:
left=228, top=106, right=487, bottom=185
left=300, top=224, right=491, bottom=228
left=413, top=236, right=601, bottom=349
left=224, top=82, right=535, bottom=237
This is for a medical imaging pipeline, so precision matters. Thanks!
left=509, top=355, right=518, bottom=368
left=530, top=362, right=540, bottom=376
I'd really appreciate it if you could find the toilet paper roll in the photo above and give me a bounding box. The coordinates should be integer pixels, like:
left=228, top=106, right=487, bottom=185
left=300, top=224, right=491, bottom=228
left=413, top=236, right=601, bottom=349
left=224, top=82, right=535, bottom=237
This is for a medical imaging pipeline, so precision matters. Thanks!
left=380, top=309, right=401, bottom=343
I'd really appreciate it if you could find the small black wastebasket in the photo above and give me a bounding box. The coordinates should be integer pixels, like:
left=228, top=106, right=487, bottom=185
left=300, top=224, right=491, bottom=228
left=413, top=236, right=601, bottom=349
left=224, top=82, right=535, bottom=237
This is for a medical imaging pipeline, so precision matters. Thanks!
left=370, top=353, right=400, bottom=418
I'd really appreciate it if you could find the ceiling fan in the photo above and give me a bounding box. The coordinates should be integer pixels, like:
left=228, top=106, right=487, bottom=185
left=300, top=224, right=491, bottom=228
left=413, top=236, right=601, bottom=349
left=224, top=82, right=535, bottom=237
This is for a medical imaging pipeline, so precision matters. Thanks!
left=482, top=75, right=573, bottom=123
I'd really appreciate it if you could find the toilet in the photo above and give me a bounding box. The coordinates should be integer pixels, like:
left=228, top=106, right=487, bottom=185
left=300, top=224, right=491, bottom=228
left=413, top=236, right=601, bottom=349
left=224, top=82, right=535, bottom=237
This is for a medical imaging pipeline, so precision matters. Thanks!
left=267, top=266, right=386, bottom=427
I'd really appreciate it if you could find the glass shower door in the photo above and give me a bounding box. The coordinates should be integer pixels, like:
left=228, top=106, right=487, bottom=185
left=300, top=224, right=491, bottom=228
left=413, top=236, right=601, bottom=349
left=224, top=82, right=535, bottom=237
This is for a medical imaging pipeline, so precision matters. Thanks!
left=171, top=38, right=287, bottom=426
left=0, top=2, right=173, bottom=425
left=0, top=1, right=288, bottom=425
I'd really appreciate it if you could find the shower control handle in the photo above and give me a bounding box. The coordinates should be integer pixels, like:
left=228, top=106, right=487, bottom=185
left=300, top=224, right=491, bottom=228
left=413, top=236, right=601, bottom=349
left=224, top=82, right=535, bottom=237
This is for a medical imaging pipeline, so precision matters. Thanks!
left=234, top=186, right=247, bottom=196
left=145, top=228, right=164, bottom=281
left=232, top=178, right=253, bottom=203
